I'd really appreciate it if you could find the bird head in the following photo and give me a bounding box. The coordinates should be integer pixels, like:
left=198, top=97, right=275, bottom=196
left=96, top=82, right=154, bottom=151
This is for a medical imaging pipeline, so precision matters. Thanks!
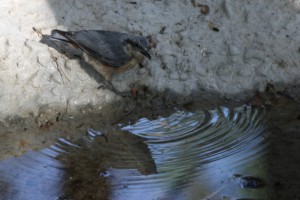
left=125, top=36, right=151, bottom=60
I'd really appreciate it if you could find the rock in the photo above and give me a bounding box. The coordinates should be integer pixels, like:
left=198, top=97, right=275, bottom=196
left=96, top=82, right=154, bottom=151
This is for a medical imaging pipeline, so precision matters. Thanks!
left=0, top=0, right=300, bottom=119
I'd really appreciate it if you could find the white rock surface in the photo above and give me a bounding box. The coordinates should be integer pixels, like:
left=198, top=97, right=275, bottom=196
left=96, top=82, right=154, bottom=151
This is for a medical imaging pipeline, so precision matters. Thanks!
left=1, top=0, right=300, bottom=119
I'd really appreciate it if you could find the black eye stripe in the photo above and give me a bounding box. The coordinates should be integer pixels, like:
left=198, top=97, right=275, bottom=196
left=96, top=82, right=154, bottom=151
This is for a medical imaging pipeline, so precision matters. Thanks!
left=131, top=41, right=139, bottom=47
left=125, top=38, right=144, bottom=49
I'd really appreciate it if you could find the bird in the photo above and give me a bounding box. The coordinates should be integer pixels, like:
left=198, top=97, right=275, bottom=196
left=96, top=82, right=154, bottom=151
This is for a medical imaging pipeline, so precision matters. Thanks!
left=45, top=29, right=151, bottom=94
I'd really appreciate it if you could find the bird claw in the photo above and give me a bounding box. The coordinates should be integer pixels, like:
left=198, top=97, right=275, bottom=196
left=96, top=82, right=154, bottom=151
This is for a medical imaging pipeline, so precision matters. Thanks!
left=114, top=90, right=132, bottom=97
left=98, top=81, right=132, bottom=97
left=97, top=84, right=104, bottom=90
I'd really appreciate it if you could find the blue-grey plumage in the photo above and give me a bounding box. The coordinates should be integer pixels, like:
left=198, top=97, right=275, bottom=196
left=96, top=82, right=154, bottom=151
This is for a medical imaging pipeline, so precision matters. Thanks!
left=48, top=29, right=151, bottom=81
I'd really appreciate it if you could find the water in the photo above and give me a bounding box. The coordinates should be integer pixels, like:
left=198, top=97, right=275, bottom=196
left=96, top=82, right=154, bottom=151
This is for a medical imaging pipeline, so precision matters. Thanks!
left=118, top=106, right=268, bottom=200
left=0, top=99, right=300, bottom=200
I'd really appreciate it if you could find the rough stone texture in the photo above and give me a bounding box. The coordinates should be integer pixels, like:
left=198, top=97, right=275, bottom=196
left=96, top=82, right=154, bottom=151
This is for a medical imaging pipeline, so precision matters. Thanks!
left=1, top=0, right=300, bottom=119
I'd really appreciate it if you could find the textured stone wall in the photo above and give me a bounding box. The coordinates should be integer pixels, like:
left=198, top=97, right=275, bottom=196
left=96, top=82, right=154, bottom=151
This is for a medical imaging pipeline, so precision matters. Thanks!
left=1, top=0, right=300, bottom=119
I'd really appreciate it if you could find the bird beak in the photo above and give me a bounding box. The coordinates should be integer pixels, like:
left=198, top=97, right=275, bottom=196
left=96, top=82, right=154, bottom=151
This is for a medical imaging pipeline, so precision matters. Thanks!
left=139, top=48, right=151, bottom=60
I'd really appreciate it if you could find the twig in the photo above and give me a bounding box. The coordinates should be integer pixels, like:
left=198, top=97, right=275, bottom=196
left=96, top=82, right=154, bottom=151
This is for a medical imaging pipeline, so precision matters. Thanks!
left=111, top=105, right=137, bottom=125
left=32, top=27, right=70, bottom=83
left=50, top=53, right=70, bottom=83
left=32, top=27, right=44, bottom=38
left=200, top=184, right=227, bottom=200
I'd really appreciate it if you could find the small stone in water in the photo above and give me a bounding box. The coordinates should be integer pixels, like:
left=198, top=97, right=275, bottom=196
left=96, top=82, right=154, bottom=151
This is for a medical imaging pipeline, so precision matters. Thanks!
left=99, top=171, right=110, bottom=178
left=240, top=176, right=264, bottom=189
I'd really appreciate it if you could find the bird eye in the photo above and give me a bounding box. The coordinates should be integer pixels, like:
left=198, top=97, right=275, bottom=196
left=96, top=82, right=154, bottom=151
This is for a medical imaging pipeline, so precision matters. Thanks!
left=133, top=41, right=140, bottom=48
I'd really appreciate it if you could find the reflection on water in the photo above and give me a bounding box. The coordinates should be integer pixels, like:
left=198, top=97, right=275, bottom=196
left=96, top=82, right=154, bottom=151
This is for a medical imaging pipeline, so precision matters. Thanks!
left=0, top=103, right=299, bottom=200
left=120, top=106, right=268, bottom=200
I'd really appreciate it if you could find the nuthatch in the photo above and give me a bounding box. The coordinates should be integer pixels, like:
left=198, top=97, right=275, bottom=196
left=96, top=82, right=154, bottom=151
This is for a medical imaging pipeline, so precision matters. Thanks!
left=47, top=29, right=151, bottom=93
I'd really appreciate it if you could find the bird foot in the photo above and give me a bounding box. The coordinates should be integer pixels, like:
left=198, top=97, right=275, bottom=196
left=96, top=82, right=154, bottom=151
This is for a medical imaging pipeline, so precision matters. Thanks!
left=114, top=90, right=132, bottom=97
left=98, top=81, right=132, bottom=97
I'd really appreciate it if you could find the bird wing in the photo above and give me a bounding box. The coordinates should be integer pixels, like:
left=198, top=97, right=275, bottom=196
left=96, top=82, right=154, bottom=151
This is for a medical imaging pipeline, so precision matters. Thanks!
left=64, top=30, right=132, bottom=68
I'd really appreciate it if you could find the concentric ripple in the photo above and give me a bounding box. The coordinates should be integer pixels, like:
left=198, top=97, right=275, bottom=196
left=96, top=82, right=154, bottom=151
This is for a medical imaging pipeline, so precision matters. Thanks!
left=116, top=106, right=268, bottom=200
left=122, top=106, right=267, bottom=166
left=0, top=105, right=269, bottom=200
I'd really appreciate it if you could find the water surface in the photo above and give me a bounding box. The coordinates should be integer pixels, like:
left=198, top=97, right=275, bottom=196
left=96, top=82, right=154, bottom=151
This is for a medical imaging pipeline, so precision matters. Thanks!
left=0, top=99, right=300, bottom=200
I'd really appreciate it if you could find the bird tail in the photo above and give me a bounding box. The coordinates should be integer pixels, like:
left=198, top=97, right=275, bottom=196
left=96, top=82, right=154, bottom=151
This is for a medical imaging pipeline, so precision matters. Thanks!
left=48, top=29, right=70, bottom=42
